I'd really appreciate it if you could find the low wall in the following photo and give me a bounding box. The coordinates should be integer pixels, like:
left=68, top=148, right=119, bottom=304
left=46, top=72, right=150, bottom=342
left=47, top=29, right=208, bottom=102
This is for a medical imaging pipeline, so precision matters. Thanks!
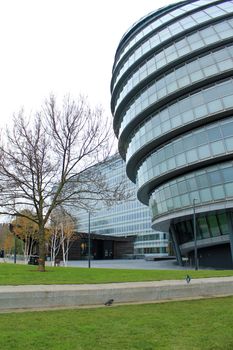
left=0, top=277, right=233, bottom=311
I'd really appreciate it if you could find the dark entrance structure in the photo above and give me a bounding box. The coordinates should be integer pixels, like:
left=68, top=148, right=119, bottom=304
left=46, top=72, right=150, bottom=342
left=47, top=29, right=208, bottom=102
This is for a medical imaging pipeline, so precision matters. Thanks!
left=63, top=232, right=135, bottom=261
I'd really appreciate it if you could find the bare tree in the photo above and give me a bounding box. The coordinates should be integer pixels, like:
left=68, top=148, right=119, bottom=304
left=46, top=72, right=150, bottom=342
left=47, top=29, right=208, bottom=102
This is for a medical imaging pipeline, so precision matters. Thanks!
left=0, top=95, right=128, bottom=271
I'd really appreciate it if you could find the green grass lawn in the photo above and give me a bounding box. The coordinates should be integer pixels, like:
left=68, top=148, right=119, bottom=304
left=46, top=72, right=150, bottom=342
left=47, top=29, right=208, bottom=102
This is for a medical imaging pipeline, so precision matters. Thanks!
left=0, top=296, right=233, bottom=350
left=0, top=263, right=233, bottom=285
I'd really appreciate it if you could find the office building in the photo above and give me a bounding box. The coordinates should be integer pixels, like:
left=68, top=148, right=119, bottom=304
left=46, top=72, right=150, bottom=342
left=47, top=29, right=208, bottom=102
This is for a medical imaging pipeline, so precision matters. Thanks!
left=71, top=154, right=168, bottom=258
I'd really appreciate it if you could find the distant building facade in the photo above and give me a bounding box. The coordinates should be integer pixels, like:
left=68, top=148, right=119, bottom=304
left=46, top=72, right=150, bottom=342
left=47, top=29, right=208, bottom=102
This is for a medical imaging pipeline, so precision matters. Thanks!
left=70, top=154, right=168, bottom=258
left=111, top=0, right=233, bottom=268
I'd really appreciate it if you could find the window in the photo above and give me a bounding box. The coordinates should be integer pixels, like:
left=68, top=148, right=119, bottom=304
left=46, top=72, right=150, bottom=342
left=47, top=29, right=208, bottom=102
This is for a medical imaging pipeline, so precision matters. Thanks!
left=217, top=213, right=230, bottom=235
left=198, top=217, right=210, bottom=238
left=225, top=183, right=233, bottom=197
left=222, top=122, right=233, bottom=137
left=211, top=140, right=225, bottom=155
left=207, top=215, right=220, bottom=237
left=196, top=173, right=209, bottom=188
left=178, top=181, right=187, bottom=194
left=209, top=171, right=222, bottom=185
left=200, top=188, right=212, bottom=202
left=187, top=176, right=198, bottom=191
left=176, top=153, right=186, bottom=167
left=222, top=167, right=233, bottom=182
left=186, top=149, right=198, bottom=163
left=207, top=127, right=221, bottom=141
left=212, top=185, right=225, bottom=200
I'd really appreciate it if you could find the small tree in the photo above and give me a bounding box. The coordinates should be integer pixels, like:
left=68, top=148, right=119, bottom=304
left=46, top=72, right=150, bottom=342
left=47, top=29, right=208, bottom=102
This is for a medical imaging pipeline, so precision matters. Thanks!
left=49, top=220, right=61, bottom=266
left=0, top=95, right=128, bottom=271
left=60, top=212, right=75, bottom=266
left=49, top=208, right=75, bottom=266
left=0, top=223, right=10, bottom=250
left=11, top=210, right=39, bottom=263
left=3, top=233, right=14, bottom=256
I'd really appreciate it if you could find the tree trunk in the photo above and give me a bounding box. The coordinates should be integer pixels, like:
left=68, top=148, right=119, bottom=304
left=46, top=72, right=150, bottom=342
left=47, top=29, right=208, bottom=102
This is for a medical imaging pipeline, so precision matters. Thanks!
left=38, top=225, right=46, bottom=272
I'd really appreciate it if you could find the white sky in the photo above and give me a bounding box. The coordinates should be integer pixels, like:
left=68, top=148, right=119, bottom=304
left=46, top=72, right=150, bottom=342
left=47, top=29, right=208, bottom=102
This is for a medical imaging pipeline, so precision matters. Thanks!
left=0, top=0, right=178, bottom=129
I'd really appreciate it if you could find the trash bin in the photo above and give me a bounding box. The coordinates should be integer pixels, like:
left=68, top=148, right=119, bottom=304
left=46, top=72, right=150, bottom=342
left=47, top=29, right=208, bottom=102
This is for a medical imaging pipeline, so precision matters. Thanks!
left=28, top=255, right=39, bottom=265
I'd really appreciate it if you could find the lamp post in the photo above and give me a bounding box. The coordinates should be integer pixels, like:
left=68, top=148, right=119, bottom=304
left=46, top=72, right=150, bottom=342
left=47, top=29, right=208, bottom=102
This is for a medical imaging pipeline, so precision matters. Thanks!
left=193, top=198, right=198, bottom=270
left=88, top=211, right=91, bottom=268
left=14, top=233, right=17, bottom=264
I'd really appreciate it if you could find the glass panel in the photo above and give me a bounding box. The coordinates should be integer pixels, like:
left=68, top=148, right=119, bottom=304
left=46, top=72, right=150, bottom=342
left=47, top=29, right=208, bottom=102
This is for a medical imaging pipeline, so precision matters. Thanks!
left=198, top=144, right=211, bottom=159
left=189, top=191, right=200, bottom=203
left=180, top=193, right=189, bottom=206
left=226, top=137, right=233, bottom=151
left=186, top=220, right=194, bottom=240
left=209, top=171, right=222, bottom=185
left=188, top=177, right=198, bottom=191
left=207, top=127, right=221, bottom=141
left=177, top=181, right=187, bottom=194
left=207, top=99, right=222, bottom=113
left=207, top=215, right=221, bottom=237
left=194, top=104, right=208, bottom=118
left=225, top=183, right=233, bottom=197
left=198, top=217, right=210, bottom=238
left=211, top=141, right=225, bottom=155
left=221, top=122, right=233, bottom=137
left=196, top=131, right=207, bottom=145
left=170, top=184, right=178, bottom=196
left=176, top=153, right=186, bottom=166
left=173, top=196, right=181, bottom=209
left=196, top=174, right=209, bottom=188
left=217, top=213, right=230, bottom=235
left=212, top=185, right=225, bottom=200
left=222, top=167, right=233, bottom=182
left=200, top=188, right=212, bottom=202
left=186, top=149, right=198, bottom=163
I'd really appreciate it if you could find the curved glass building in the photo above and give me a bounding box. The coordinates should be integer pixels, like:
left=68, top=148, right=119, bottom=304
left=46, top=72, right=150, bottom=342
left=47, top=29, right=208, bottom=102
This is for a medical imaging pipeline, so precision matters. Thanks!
left=111, top=0, right=233, bottom=268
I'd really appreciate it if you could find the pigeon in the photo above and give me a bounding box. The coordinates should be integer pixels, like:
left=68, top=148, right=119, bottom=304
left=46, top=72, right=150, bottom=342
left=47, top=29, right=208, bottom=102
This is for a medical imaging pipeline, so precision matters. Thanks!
left=185, top=274, right=191, bottom=284
left=104, top=299, right=114, bottom=306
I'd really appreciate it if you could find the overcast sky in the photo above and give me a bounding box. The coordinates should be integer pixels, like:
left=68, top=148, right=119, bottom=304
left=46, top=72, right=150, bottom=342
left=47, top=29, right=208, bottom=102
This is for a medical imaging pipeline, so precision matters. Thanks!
left=0, top=0, right=178, bottom=129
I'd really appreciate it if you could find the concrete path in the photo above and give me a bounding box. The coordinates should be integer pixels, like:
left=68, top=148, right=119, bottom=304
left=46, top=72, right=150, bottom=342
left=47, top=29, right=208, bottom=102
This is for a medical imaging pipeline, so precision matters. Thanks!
left=67, top=258, right=188, bottom=270
left=1, top=276, right=233, bottom=313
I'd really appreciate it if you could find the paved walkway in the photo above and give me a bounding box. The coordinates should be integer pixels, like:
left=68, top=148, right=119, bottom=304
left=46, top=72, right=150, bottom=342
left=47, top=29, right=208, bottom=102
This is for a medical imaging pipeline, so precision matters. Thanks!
left=1, top=276, right=233, bottom=313
left=1, top=257, right=185, bottom=269
left=66, top=258, right=189, bottom=270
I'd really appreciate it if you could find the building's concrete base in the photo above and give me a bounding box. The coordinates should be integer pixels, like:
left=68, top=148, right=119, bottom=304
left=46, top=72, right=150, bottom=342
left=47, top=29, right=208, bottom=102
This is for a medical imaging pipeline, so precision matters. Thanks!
left=1, top=277, right=233, bottom=312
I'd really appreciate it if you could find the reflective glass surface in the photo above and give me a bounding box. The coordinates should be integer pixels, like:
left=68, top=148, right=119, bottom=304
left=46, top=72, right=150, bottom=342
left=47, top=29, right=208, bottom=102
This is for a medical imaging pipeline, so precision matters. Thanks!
left=112, top=2, right=233, bottom=92
left=136, top=117, right=233, bottom=188
left=113, top=18, right=233, bottom=113
left=67, top=155, right=167, bottom=254
left=149, top=161, right=233, bottom=219
left=174, top=211, right=231, bottom=244
left=118, top=44, right=233, bottom=138
left=114, top=0, right=211, bottom=67
left=126, top=79, right=233, bottom=163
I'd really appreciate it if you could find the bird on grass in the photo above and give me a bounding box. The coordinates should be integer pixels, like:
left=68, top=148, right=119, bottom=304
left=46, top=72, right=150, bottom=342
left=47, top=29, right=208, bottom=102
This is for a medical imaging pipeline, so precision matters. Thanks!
left=104, top=299, right=114, bottom=306
left=185, top=274, right=191, bottom=284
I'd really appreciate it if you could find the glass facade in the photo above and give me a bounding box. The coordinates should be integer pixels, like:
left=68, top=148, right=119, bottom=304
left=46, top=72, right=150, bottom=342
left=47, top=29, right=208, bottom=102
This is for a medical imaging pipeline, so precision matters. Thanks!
left=126, top=79, right=233, bottom=166
left=111, top=0, right=233, bottom=268
left=69, top=155, right=168, bottom=257
left=118, top=44, right=233, bottom=138
left=113, top=18, right=233, bottom=114
left=149, top=161, right=233, bottom=218
left=112, top=1, right=233, bottom=93
left=137, top=117, right=233, bottom=189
